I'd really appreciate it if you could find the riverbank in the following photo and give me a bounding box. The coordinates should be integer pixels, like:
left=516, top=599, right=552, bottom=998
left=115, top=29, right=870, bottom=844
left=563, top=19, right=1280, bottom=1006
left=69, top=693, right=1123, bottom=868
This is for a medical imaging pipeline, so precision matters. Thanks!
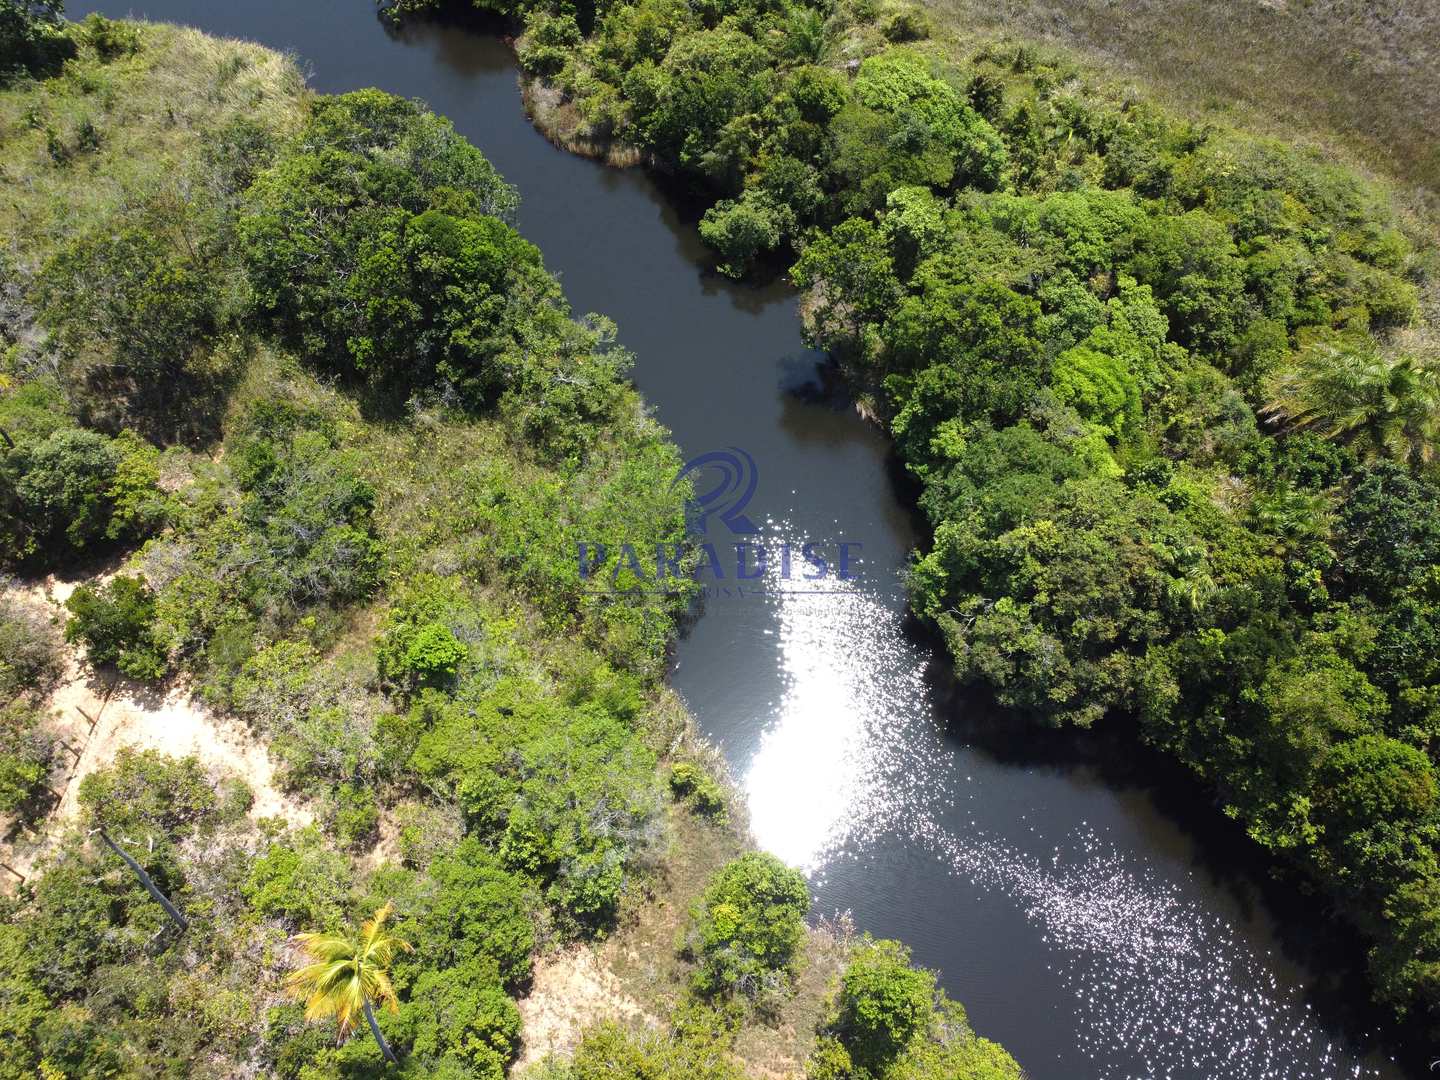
left=440, top=0, right=1440, bottom=1040
left=0, top=17, right=1023, bottom=1080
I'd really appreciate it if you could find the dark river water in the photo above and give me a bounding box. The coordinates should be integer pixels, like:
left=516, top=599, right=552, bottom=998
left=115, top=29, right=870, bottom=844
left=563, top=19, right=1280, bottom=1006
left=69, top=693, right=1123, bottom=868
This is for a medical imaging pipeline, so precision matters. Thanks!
left=80, top=3, right=1422, bottom=1075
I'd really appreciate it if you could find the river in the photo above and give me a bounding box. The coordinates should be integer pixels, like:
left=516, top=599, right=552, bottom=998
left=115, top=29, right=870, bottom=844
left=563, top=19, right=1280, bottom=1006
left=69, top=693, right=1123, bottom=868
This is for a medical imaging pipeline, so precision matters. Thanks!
left=77, top=2, right=1419, bottom=1075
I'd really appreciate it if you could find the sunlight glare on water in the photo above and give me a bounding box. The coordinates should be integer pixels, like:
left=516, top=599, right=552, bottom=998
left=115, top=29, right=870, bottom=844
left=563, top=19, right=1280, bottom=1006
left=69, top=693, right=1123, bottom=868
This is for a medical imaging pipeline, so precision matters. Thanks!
left=739, top=523, right=1391, bottom=1079
left=743, top=521, right=930, bottom=869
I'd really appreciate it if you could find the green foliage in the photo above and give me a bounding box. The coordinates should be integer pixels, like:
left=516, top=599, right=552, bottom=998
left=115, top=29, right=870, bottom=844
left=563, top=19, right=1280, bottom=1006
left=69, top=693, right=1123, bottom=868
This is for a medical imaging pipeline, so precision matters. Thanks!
left=376, top=575, right=480, bottom=693
left=77, top=747, right=217, bottom=835
left=411, top=685, right=661, bottom=932
left=700, top=191, right=785, bottom=278
left=835, top=938, right=934, bottom=1071
left=65, top=574, right=168, bottom=681
left=0, top=0, right=74, bottom=79
left=402, top=958, right=521, bottom=1075
left=689, top=852, right=809, bottom=999
left=0, top=591, right=61, bottom=701
left=544, top=1017, right=745, bottom=1080
left=1264, top=336, right=1440, bottom=465
left=80, top=12, right=139, bottom=59
left=0, top=386, right=168, bottom=569
left=813, top=937, right=1024, bottom=1080
left=244, top=827, right=353, bottom=929
left=332, top=782, right=380, bottom=850
left=0, top=698, right=55, bottom=814
left=144, top=394, right=382, bottom=658
left=38, top=220, right=225, bottom=438
left=668, top=760, right=727, bottom=818
left=397, top=837, right=535, bottom=989
left=833, top=50, right=1005, bottom=212
left=240, top=89, right=634, bottom=463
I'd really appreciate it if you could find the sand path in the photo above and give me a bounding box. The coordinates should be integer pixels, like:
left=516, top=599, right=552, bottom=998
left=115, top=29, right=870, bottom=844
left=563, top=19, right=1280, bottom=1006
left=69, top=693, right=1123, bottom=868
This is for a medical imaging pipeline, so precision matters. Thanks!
left=2, top=574, right=310, bottom=886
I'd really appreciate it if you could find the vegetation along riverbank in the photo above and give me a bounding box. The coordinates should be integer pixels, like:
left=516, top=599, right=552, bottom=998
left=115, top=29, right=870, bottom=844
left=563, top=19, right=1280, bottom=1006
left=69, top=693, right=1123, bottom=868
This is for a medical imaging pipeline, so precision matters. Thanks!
left=0, top=9, right=1022, bottom=1080
left=384, top=0, right=1440, bottom=1040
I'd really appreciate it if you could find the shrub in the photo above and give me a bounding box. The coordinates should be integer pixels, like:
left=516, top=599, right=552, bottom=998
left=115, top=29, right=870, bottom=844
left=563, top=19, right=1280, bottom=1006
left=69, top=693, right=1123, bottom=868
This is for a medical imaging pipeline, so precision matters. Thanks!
left=557, top=1018, right=745, bottom=1080
left=1, top=421, right=165, bottom=569
left=699, top=192, right=784, bottom=278
left=0, top=0, right=75, bottom=79
left=332, top=782, right=379, bottom=850
left=403, top=958, right=521, bottom=1075
left=13, top=427, right=118, bottom=557
left=880, top=8, right=931, bottom=42
left=835, top=938, right=935, bottom=1069
left=407, top=837, right=536, bottom=989
left=0, top=595, right=61, bottom=701
left=668, top=760, right=727, bottom=819
left=65, top=575, right=167, bottom=681
left=77, top=748, right=217, bottom=835
left=80, top=13, right=138, bottom=59
left=689, top=852, right=809, bottom=999
left=243, top=827, right=352, bottom=929
left=0, top=699, right=55, bottom=815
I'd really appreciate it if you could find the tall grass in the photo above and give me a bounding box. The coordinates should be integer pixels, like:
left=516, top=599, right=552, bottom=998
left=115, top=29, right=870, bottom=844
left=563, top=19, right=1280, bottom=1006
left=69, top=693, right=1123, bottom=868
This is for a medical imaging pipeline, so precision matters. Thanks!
left=0, top=23, right=307, bottom=268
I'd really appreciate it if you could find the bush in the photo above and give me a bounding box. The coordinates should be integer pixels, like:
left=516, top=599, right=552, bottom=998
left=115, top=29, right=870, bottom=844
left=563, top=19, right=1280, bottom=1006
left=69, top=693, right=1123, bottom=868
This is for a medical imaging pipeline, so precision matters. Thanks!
left=0, top=594, right=61, bottom=701
left=376, top=576, right=480, bottom=693
left=555, top=1018, right=745, bottom=1080
left=403, top=958, right=521, bottom=1075
left=64, top=575, right=168, bottom=681
left=406, top=837, right=536, bottom=989
left=880, top=8, right=931, bottom=42
left=699, top=192, right=784, bottom=278
left=0, top=699, right=55, bottom=815
left=1, top=418, right=166, bottom=569
left=835, top=938, right=935, bottom=1070
left=77, top=747, right=216, bottom=835
left=243, top=827, right=352, bottom=929
left=689, top=852, right=809, bottom=999
left=0, top=0, right=75, bottom=79
left=80, top=13, right=138, bottom=59
left=13, top=428, right=117, bottom=557
left=331, top=782, right=379, bottom=850
left=668, top=760, right=727, bottom=819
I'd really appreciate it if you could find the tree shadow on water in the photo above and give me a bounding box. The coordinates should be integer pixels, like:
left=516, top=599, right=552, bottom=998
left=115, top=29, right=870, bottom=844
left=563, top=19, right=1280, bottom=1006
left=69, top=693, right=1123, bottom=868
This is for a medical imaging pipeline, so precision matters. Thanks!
left=912, top=635, right=1432, bottom=1075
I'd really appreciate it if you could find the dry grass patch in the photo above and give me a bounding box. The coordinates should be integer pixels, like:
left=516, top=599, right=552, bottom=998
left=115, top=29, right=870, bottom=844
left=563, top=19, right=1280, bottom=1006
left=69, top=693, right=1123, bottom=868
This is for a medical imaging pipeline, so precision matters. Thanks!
left=925, top=0, right=1440, bottom=208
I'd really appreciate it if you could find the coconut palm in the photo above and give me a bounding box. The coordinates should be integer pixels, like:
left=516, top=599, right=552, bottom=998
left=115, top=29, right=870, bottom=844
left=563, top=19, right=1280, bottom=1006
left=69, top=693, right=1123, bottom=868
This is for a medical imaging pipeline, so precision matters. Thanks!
left=284, top=902, right=412, bottom=1065
left=1262, top=338, right=1440, bottom=465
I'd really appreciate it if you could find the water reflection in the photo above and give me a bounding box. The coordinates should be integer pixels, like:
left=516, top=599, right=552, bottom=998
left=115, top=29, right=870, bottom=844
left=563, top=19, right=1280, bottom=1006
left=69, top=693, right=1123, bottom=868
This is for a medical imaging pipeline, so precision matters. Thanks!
left=746, top=527, right=1400, bottom=1076
left=70, top=1, right=1422, bottom=1073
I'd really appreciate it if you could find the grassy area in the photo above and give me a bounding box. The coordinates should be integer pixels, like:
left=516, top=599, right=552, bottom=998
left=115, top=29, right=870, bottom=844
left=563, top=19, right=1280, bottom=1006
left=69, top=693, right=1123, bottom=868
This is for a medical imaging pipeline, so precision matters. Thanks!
left=0, top=22, right=305, bottom=268
left=923, top=0, right=1440, bottom=212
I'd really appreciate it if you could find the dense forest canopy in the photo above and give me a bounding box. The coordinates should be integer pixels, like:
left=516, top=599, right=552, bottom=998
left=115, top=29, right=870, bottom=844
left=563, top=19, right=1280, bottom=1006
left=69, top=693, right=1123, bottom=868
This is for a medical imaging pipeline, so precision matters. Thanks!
left=0, top=11, right=1021, bottom=1080
left=381, top=0, right=1440, bottom=1032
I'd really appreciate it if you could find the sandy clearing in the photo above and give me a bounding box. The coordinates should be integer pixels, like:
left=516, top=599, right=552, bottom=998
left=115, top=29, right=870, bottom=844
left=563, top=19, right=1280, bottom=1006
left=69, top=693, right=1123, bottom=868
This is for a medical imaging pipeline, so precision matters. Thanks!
left=514, top=945, right=658, bottom=1071
left=2, top=574, right=311, bottom=886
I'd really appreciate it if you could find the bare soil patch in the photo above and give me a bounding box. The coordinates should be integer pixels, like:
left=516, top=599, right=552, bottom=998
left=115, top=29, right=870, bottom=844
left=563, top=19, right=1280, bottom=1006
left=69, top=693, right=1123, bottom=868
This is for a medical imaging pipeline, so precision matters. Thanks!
left=1, top=574, right=310, bottom=887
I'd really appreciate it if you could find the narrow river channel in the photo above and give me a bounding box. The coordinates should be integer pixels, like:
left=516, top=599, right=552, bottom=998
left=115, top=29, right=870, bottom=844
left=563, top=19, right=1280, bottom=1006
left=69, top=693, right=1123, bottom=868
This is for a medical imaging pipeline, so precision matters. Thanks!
left=80, top=3, right=1418, bottom=1075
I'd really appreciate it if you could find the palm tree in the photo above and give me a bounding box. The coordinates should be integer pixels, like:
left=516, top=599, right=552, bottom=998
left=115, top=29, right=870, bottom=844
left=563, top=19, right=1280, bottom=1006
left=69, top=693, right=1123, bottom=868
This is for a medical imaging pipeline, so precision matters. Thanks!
left=1262, top=337, right=1440, bottom=465
left=284, top=902, right=412, bottom=1065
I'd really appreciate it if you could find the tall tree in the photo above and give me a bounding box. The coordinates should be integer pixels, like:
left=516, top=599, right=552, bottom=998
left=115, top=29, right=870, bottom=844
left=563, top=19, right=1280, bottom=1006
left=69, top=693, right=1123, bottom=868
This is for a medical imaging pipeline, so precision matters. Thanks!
left=284, top=902, right=412, bottom=1065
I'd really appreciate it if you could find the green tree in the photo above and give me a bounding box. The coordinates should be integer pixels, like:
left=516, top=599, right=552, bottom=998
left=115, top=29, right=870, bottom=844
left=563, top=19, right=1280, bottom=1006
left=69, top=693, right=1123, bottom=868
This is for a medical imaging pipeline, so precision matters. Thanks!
left=0, top=0, right=73, bottom=79
left=64, top=575, right=167, bottom=681
left=689, top=852, right=809, bottom=999
left=835, top=938, right=935, bottom=1071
